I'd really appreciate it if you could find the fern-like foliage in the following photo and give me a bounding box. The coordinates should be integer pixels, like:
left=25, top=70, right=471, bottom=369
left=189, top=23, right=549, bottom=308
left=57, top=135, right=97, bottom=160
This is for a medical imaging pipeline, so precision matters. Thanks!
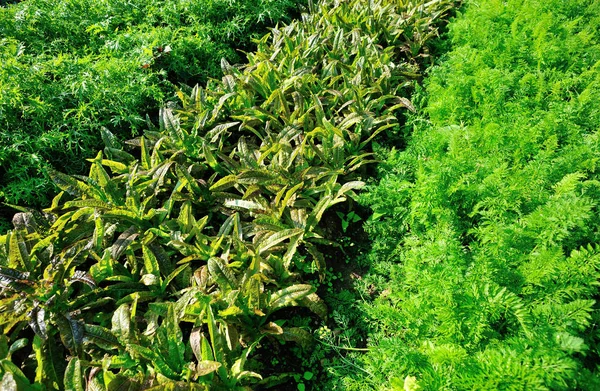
left=341, top=0, right=600, bottom=389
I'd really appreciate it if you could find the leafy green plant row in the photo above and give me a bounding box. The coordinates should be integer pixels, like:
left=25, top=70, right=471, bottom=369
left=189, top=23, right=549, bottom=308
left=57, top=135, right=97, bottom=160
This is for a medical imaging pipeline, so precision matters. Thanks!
left=0, top=0, right=457, bottom=389
left=331, top=0, right=600, bottom=389
left=0, top=0, right=305, bottom=225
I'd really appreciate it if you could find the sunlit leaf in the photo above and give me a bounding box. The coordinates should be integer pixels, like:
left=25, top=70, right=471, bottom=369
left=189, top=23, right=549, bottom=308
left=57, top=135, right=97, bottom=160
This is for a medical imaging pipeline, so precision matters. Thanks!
left=208, top=257, right=237, bottom=290
left=196, top=360, right=222, bottom=376
left=64, top=357, right=84, bottom=391
left=256, top=228, right=304, bottom=255
left=269, top=284, right=315, bottom=312
left=70, top=270, right=97, bottom=289
left=84, top=324, right=120, bottom=350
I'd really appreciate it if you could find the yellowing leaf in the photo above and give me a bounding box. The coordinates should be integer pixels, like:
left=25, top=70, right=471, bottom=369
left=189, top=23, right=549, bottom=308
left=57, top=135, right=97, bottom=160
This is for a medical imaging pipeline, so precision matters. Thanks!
left=196, top=360, right=222, bottom=376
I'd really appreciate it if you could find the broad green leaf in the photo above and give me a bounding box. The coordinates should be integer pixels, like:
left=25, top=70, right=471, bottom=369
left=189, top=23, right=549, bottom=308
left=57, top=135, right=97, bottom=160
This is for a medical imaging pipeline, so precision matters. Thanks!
left=89, top=250, right=114, bottom=283
left=299, top=293, right=328, bottom=319
left=1, top=360, right=27, bottom=385
left=8, top=231, right=29, bottom=271
left=189, top=328, right=216, bottom=364
left=358, top=121, right=397, bottom=150
left=165, top=304, right=185, bottom=371
left=208, top=257, right=237, bottom=290
left=203, top=144, right=222, bottom=174
left=205, top=122, right=240, bottom=143
left=305, top=195, right=332, bottom=231
left=148, top=244, right=174, bottom=276
left=253, top=216, right=288, bottom=232
left=111, top=226, right=138, bottom=260
left=101, top=127, right=121, bottom=149
left=161, top=107, right=184, bottom=143
left=103, top=210, right=144, bottom=226
left=335, top=180, right=365, bottom=199
left=33, top=335, right=61, bottom=388
left=269, top=284, right=315, bottom=312
left=224, top=324, right=239, bottom=351
left=209, top=235, right=225, bottom=257
left=0, top=336, right=7, bottom=359
left=32, top=336, right=44, bottom=384
left=219, top=305, right=243, bottom=317
left=237, top=137, right=259, bottom=168
left=0, top=266, right=32, bottom=292
left=217, top=213, right=236, bottom=237
left=92, top=217, right=105, bottom=250
left=115, top=290, right=156, bottom=306
left=70, top=270, right=97, bottom=289
left=237, top=170, right=278, bottom=185
left=56, top=314, right=84, bottom=355
left=50, top=170, right=93, bottom=198
left=209, top=175, right=238, bottom=192
left=7, top=338, right=28, bottom=358
left=206, top=306, right=227, bottom=381
left=278, top=327, right=313, bottom=350
left=126, top=343, right=156, bottom=362
left=100, top=159, right=128, bottom=174
left=89, top=151, right=112, bottom=189
left=64, top=357, right=84, bottom=391
left=106, top=147, right=136, bottom=165
left=177, top=201, right=194, bottom=233
left=175, top=164, right=206, bottom=197
left=161, top=264, right=189, bottom=292
left=84, top=324, right=120, bottom=350
left=242, top=184, right=265, bottom=201
left=47, top=191, right=65, bottom=211
left=282, top=231, right=303, bottom=268
left=27, top=306, right=47, bottom=340
left=256, top=228, right=304, bottom=255
left=63, top=199, right=111, bottom=209
left=243, top=274, right=263, bottom=313
left=277, top=182, right=304, bottom=217
left=142, top=245, right=161, bottom=278
left=150, top=137, right=167, bottom=167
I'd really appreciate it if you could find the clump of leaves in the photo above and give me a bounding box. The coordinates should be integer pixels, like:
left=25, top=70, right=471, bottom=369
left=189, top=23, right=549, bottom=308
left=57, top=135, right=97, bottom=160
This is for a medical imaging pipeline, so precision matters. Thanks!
left=0, top=0, right=307, bottom=228
left=0, top=140, right=325, bottom=389
left=0, top=0, right=458, bottom=388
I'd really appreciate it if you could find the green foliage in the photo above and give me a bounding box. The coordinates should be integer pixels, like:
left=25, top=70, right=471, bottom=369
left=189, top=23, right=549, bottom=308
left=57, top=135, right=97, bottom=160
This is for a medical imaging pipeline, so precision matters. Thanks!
left=0, top=139, right=326, bottom=389
left=0, top=0, right=305, bottom=223
left=0, top=0, right=457, bottom=388
left=338, top=0, right=600, bottom=389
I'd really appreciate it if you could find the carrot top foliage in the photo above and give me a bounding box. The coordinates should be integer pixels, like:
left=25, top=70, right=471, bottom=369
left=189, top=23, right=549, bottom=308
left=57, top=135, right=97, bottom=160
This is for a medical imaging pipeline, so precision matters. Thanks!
left=334, top=0, right=600, bottom=389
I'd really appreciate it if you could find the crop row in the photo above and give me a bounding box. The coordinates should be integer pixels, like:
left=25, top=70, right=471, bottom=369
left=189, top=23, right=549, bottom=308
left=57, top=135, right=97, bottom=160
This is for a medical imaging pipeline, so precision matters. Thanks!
left=0, top=0, right=455, bottom=389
